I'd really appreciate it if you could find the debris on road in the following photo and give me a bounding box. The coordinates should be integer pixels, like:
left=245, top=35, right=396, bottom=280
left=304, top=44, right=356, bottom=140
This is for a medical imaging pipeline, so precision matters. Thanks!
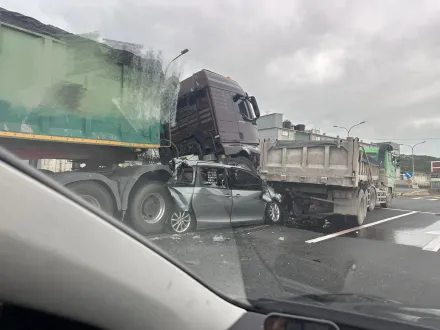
left=213, top=235, right=226, bottom=242
left=398, top=190, right=430, bottom=197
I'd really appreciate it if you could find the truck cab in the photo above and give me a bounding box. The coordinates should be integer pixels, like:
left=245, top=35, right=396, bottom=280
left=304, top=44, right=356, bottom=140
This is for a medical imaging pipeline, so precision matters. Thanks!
left=364, top=144, right=398, bottom=188
left=162, top=70, right=261, bottom=173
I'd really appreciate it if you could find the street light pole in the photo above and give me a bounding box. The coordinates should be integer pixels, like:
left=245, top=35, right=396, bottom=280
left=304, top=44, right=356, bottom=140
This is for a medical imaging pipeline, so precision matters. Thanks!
left=164, top=48, right=189, bottom=75
left=333, top=121, right=366, bottom=137
left=401, top=141, right=426, bottom=176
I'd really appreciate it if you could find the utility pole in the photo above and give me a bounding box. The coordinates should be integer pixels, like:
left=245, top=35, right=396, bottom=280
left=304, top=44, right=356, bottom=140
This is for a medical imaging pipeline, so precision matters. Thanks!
left=401, top=141, right=426, bottom=185
left=333, top=121, right=366, bottom=137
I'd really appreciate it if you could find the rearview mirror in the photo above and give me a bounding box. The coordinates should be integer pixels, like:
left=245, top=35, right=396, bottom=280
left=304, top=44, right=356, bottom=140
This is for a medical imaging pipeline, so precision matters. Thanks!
left=249, top=96, right=260, bottom=118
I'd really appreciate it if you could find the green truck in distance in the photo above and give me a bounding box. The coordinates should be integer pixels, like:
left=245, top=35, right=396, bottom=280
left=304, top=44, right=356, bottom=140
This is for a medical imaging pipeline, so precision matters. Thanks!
left=0, top=7, right=261, bottom=235
left=364, top=144, right=398, bottom=196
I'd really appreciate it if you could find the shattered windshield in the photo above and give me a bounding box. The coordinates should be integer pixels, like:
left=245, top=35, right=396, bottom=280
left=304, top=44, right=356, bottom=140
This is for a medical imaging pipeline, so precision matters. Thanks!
left=2, top=1, right=440, bottom=327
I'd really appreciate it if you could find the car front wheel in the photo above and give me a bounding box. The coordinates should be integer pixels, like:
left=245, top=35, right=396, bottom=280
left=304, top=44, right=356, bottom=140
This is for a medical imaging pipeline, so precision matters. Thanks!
left=169, top=211, right=194, bottom=234
left=265, top=201, right=283, bottom=225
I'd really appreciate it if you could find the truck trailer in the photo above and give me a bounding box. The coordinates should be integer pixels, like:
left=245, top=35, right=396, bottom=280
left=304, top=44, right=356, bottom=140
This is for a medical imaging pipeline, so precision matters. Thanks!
left=0, top=7, right=261, bottom=234
left=259, top=137, right=399, bottom=227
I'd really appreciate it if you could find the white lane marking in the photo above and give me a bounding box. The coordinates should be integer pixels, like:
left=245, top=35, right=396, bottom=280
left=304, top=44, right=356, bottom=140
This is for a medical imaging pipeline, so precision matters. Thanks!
left=387, top=208, right=439, bottom=215
left=306, top=211, right=417, bottom=244
left=427, top=199, right=438, bottom=201
left=412, top=197, right=423, bottom=200
left=423, top=231, right=440, bottom=252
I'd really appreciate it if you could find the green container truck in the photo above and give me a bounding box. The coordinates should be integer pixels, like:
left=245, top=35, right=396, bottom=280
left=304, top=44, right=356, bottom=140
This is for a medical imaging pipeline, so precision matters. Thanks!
left=0, top=8, right=182, bottom=234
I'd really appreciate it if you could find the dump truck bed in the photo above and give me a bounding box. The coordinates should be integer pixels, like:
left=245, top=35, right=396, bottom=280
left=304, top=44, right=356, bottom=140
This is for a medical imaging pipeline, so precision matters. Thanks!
left=259, top=138, right=378, bottom=188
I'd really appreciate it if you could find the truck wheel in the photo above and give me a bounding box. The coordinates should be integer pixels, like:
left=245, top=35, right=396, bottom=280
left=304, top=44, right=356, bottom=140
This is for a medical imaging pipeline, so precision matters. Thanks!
left=381, top=189, right=392, bottom=208
left=347, top=190, right=367, bottom=227
left=367, top=188, right=376, bottom=212
left=128, top=182, right=173, bottom=235
left=66, top=181, right=114, bottom=216
left=265, top=201, right=284, bottom=225
left=228, top=156, right=257, bottom=174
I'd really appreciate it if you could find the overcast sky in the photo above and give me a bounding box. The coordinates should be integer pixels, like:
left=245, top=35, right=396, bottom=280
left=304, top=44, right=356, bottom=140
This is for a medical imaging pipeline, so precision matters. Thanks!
left=2, top=0, right=440, bottom=156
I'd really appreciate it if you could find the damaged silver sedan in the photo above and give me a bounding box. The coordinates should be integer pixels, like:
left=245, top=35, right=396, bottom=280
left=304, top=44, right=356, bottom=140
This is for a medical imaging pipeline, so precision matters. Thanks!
left=164, top=160, right=282, bottom=234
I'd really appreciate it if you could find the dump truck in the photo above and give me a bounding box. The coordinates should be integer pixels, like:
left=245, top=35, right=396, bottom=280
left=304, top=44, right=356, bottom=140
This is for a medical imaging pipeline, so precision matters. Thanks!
left=0, top=7, right=261, bottom=234
left=259, top=137, right=399, bottom=227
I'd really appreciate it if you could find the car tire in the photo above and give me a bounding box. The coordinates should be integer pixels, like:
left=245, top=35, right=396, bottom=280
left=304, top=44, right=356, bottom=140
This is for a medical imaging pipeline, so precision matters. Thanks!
left=168, top=210, right=194, bottom=234
left=128, top=182, right=173, bottom=235
left=66, top=181, right=115, bottom=216
left=265, top=201, right=284, bottom=225
left=228, top=156, right=257, bottom=174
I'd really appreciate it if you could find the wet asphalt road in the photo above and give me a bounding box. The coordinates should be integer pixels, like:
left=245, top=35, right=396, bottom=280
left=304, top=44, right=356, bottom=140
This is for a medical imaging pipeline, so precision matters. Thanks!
left=151, top=196, right=440, bottom=308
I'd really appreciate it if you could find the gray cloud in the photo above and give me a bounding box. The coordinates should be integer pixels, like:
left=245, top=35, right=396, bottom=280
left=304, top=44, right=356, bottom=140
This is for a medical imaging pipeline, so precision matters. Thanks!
left=2, top=0, right=440, bottom=156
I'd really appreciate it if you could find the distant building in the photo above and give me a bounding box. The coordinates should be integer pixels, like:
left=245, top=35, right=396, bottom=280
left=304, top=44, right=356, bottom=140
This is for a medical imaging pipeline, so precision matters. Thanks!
left=257, top=113, right=337, bottom=142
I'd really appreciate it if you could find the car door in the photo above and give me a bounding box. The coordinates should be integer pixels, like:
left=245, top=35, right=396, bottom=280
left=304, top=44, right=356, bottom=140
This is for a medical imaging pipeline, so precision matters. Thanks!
left=229, top=167, right=266, bottom=224
left=191, top=165, right=232, bottom=229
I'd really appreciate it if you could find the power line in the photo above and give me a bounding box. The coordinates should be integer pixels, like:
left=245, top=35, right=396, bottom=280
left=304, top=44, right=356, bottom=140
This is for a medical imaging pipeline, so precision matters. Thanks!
left=359, top=137, right=440, bottom=141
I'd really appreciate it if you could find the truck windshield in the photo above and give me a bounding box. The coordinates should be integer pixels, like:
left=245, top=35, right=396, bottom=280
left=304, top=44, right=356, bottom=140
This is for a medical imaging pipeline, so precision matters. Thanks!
left=366, top=152, right=378, bottom=165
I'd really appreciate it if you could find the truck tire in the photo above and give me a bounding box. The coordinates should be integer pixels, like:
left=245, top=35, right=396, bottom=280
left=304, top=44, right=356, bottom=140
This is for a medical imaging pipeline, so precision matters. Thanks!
left=367, top=188, right=376, bottom=212
left=66, top=181, right=115, bottom=216
left=346, top=190, right=367, bottom=227
left=381, top=189, right=392, bottom=208
left=128, top=182, right=173, bottom=235
left=228, top=156, right=257, bottom=174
